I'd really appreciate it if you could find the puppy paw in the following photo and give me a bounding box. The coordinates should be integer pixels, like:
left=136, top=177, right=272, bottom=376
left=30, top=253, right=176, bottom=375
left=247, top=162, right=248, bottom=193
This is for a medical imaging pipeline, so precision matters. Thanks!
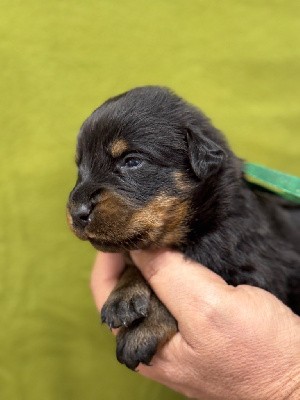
left=116, top=323, right=159, bottom=370
left=101, top=287, right=151, bottom=329
left=115, top=295, right=178, bottom=370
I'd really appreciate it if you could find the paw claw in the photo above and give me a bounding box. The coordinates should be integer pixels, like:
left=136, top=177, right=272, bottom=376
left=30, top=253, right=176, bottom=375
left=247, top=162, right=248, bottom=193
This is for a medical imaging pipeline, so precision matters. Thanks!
left=132, top=295, right=149, bottom=317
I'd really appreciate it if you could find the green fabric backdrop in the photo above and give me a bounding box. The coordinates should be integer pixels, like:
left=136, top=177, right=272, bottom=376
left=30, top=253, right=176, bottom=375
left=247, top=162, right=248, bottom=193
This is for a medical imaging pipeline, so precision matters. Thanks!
left=1, top=1, right=299, bottom=399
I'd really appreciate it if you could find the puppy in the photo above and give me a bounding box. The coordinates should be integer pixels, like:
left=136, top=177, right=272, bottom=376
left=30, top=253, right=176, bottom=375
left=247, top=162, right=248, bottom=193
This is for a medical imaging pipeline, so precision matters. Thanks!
left=67, top=86, right=300, bottom=370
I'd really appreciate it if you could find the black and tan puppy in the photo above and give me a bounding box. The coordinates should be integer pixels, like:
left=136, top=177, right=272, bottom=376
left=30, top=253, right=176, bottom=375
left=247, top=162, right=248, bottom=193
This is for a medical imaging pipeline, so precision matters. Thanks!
left=67, top=86, right=300, bottom=370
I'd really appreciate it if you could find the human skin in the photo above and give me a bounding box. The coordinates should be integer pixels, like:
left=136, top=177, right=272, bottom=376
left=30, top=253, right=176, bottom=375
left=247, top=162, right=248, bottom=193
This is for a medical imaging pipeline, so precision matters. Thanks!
left=90, top=250, right=300, bottom=400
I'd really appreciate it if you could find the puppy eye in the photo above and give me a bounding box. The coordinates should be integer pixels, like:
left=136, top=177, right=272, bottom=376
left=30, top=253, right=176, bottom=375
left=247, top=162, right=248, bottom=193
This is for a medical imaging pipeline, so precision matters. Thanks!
left=123, top=157, right=143, bottom=169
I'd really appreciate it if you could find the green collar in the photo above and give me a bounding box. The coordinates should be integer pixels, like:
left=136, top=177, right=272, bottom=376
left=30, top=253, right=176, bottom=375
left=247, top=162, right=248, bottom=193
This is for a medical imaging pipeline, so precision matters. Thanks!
left=243, top=162, right=300, bottom=204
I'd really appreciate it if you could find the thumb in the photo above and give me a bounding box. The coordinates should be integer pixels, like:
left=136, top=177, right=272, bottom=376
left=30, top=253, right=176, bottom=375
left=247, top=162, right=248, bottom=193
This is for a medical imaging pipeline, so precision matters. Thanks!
left=130, top=249, right=228, bottom=324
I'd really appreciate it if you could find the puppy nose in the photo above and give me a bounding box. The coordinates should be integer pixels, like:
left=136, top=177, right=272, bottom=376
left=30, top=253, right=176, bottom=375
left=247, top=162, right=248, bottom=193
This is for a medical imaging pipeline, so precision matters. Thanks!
left=71, top=204, right=92, bottom=228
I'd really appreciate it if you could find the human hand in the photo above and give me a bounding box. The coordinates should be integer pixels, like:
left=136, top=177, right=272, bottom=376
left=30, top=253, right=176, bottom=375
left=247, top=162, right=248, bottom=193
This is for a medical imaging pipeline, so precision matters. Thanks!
left=91, top=250, right=300, bottom=400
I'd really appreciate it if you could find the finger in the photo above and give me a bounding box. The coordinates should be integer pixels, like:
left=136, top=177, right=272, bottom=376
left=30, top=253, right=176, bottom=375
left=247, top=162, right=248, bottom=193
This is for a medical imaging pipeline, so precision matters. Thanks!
left=130, top=249, right=228, bottom=324
left=90, top=252, right=125, bottom=311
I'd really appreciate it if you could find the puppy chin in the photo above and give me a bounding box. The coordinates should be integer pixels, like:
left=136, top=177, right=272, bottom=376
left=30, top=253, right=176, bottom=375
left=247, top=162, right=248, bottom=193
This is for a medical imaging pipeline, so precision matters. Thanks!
left=88, top=233, right=151, bottom=252
left=89, top=239, right=123, bottom=252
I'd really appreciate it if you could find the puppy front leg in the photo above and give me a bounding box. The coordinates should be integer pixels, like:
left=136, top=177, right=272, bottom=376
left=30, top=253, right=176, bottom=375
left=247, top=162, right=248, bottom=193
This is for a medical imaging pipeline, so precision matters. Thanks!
left=116, top=292, right=177, bottom=370
left=101, top=261, right=178, bottom=370
left=101, top=263, right=152, bottom=329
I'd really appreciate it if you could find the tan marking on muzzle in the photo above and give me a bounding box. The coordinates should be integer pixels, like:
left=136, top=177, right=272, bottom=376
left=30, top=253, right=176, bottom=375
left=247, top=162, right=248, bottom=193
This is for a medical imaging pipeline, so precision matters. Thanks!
left=128, top=194, right=190, bottom=246
left=86, top=191, right=190, bottom=248
left=86, top=190, right=134, bottom=240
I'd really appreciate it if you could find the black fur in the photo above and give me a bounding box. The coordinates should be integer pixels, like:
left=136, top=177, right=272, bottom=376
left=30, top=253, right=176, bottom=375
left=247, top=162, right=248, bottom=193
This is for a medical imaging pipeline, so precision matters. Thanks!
left=69, top=86, right=300, bottom=316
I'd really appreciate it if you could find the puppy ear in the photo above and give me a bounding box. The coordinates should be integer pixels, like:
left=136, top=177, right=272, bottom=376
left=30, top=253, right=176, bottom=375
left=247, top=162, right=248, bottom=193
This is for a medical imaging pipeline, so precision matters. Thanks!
left=186, top=127, right=225, bottom=178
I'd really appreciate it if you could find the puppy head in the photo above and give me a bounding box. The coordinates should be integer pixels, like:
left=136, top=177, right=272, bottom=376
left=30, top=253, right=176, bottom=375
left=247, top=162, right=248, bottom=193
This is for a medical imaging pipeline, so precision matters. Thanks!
left=67, top=86, right=228, bottom=251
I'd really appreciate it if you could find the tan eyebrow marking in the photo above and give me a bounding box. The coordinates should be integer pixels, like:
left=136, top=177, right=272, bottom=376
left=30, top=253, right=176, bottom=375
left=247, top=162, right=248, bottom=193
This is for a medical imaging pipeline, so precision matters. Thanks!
left=110, top=139, right=128, bottom=158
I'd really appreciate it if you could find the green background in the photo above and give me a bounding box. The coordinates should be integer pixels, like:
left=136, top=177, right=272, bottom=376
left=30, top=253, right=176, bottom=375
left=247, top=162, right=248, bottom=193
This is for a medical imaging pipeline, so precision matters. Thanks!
left=1, top=1, right=299, bottom=399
